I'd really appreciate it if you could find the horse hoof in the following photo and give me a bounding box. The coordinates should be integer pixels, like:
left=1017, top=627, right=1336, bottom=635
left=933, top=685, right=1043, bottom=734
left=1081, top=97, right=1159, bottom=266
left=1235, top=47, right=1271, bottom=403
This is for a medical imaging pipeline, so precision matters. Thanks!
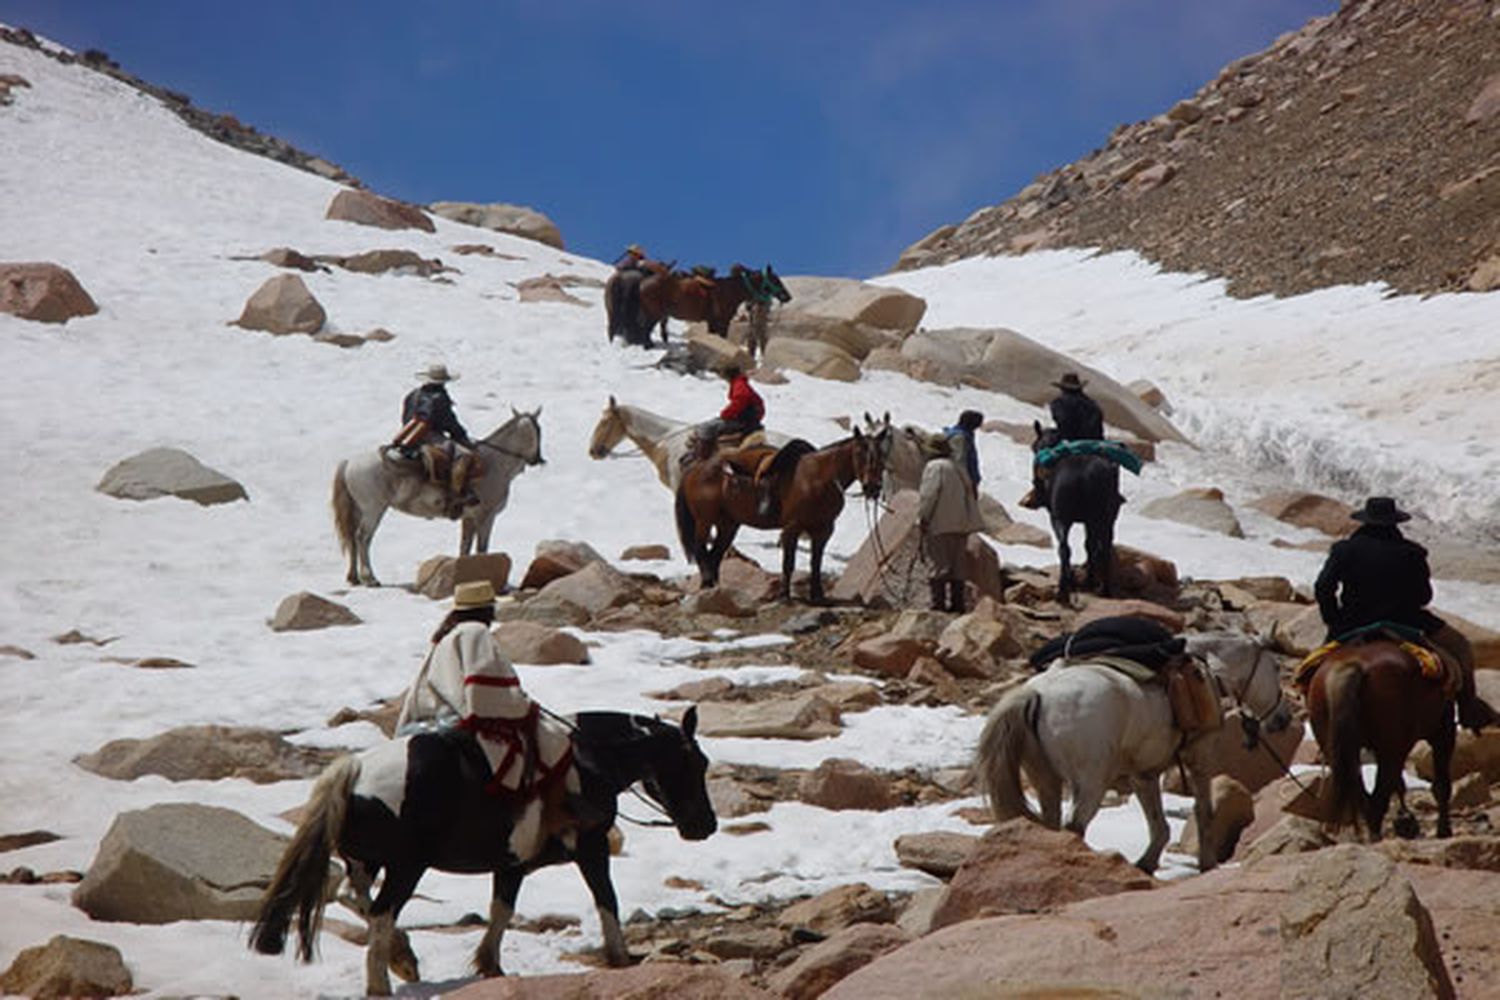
left=1393, top=813, right=1420, bottom=840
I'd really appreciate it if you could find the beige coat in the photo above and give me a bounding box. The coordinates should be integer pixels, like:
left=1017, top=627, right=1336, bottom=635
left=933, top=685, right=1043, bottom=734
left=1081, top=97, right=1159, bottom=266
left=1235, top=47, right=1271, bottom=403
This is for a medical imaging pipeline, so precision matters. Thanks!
left=919, top=457, right=984, bottom=535
left=396, top=620, right=577, bottom=859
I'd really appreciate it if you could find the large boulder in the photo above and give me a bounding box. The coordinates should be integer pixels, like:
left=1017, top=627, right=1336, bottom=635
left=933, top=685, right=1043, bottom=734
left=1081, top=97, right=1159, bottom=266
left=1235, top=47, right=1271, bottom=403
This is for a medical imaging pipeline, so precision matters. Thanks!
left=442, top=964, right=773, bottom=999
left=234, top=273, right=326, bottom=334
left=824, top=849, right=1469, bottom=1000
left=325, top=188, right=435, bottom=232
left=761, top=337, right=862, bottom=382
left=0, top=936, right=132, bottom=999
left=894, top=831, right=980, bottom=879
left=72, top=803, right=333, bottom=923
left=417, top=552, right=513, bottom=601
left=96, top=447, right=248, bottom=506
left=687, top=694, right=841, bottom=740
left=0, top=262, right=99, bottom=323
left=428, top=201, right=563, bottom=248
left=1140, top=486, right=1245, bottom=537
left=777, top=882, right=896, bottom=934
left=74, top=725, right=336, bottom=783
left=781, top=276, right=927, bottom=334
left=520, top=540, right=607, bottom=590
left=929, top=819, right=1156, bottom=930
left=527, top=561, right=639, bottom=620
left=1250, top=490, right=1354, bottom=537
left=798, top=758, right=897, bottom=811
left=491, top=621, right=589, bottom=665
left=899, top=327, right=1189, bottom=444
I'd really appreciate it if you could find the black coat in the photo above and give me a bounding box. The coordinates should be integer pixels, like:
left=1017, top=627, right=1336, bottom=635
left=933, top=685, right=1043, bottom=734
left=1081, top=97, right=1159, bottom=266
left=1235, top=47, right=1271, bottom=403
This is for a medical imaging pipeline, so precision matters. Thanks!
left=403, top=384, right=473, bottom=447
left=1314, top=525, right=1444, bottom=639
left=1050, top=390, right=1104, bottom=441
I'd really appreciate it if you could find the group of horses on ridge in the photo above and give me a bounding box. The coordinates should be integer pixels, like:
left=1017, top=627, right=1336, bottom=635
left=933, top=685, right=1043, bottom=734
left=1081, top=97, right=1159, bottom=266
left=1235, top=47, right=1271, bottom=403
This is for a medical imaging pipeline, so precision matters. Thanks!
left=281, top=384, right=1464, bottom=994
left=604, top=261, right=792, bottom=352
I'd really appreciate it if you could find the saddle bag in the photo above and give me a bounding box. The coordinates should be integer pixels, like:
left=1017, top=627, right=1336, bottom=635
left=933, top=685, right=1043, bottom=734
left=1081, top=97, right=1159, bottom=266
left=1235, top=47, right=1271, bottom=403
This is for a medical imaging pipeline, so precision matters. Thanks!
left=1165, top=657, right=1223, bottom=738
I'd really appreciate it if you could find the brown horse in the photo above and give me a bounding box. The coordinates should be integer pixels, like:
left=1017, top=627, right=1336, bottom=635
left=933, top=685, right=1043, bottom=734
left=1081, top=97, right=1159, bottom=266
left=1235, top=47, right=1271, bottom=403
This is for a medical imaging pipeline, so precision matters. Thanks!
left=674, top=421, right=890, bottom=604
left=605, top=260, right=674, bottom=347
left=639, top=264, right=790, bottom=343
left=1302, top=639, right=1456, bottom=840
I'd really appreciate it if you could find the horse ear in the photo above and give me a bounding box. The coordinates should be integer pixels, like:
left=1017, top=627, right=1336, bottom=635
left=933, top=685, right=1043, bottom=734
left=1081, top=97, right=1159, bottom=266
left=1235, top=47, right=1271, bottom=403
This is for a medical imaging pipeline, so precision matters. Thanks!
left=609, top=394, right=617, bottom=407
left=682, top=705, right=698, bottom=739
left=1033, top=419, right=1044, bottom=437
left=532, top=405, right=542, bottom=418
left=883, top=411, right=891, bottom=427
left=513, top=406, right=521, bottom=418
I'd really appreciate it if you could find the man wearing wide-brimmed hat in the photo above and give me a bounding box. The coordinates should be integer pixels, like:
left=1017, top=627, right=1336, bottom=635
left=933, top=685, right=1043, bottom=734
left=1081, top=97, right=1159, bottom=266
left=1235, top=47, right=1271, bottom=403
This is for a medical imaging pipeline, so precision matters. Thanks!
left=918, top=431, right=985, bottom=613
left=396, top=580, right=580, bottom=860
left=395, top=363, right=479, bottom=516
left=1049, top=372, right=1104, bottom=443
left=1315, top=496, right=1498, bottom=733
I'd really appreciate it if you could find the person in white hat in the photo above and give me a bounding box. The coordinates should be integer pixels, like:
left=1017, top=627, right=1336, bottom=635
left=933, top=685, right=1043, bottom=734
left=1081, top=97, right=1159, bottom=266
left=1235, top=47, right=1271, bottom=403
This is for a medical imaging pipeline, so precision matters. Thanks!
left=395, top=363, right=479, bottom=516
left=396, top=580, right=580, bottom=860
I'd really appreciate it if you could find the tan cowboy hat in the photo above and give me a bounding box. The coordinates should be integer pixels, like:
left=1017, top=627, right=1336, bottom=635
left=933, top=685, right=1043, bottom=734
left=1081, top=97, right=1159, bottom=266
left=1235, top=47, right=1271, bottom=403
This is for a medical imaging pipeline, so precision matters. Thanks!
left=1351, top=496, right=1411, bottom=525
left=918, top=431, right=953, bottom=459
left=1052, top=372, right=1087, bottom=391
left=626, top=243, right=645, bottom=256
left=417, top=363, right=457, bottom=383
left=452, top=579, right=496, bottom=609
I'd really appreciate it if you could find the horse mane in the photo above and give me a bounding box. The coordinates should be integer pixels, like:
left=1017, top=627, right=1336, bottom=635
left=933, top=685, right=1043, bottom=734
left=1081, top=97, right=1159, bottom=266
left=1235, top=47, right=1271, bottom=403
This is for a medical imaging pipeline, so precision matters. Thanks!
left=767, top=439, right=817, bottom=479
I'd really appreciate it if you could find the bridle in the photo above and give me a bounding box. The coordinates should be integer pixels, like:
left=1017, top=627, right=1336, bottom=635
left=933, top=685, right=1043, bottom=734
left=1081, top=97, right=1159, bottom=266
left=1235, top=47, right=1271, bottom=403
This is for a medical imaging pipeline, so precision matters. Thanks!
left=476, top=414, right=543, bottom=464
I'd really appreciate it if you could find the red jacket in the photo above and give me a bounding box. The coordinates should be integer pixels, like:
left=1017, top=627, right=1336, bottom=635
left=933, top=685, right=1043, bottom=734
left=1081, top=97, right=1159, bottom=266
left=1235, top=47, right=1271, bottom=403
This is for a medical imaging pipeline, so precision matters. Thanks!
left=720, top=375, right=764, bottom=425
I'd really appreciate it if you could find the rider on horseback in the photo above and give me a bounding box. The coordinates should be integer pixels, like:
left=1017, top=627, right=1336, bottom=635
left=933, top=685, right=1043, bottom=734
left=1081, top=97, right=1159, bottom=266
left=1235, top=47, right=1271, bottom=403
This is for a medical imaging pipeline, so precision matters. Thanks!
left=396, top=580, right=581, bottom=860
left=692, top=364, right=765, bottom=461
left=1021, top=373, right=1103, bottom=510
left=1314, top=496, right=1499, bottom=733
left=395, top=363, right=479, bottom=517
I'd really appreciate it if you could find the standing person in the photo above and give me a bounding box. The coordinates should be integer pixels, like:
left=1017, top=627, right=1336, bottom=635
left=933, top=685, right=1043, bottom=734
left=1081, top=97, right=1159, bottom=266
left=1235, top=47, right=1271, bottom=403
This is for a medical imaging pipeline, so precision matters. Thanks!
left=1314, top=496, right=1498, bottom=733
left=396, top=580, right=580, bottom=860
left=691, top=364, right=765, bottom=461
left=1049, top=372, right=1104, bottom=442
left=918, top=432, right=985, bottom=613
left=943, top=409, right=984, bottom=496
left=394, top=363, right=478, bottom=516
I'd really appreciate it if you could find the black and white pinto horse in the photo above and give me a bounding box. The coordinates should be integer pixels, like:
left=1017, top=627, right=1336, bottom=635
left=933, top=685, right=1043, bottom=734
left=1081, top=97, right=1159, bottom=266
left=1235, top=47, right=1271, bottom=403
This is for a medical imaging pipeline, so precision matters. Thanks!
left=250, top=709, right=716, bottom=996
left=332, top=408, right=544, bottom=586
left=1032, top=421, right=1123, bottom=603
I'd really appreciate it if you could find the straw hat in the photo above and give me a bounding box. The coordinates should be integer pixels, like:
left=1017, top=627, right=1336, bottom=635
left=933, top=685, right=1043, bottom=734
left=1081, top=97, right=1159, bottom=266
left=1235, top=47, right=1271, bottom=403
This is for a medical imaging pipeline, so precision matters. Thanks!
left=626, top=243, right=645, bottom=256
left=1350, top=496, right=1411, bottom=525
left=918, top=431, right=953, bottom=459
left=1052, top=372, right=1087, bottom=391
left=417, top=363, right=457, bottom=383
left=452, top=579, right=496, bottom=609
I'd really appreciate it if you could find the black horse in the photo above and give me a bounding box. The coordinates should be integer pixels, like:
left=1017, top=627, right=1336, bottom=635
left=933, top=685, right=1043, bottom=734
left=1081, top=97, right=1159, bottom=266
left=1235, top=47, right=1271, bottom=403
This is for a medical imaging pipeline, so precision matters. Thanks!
left=250, top=709, right=716, bottom=996
left=1032, top=421, right=1122, bottom=603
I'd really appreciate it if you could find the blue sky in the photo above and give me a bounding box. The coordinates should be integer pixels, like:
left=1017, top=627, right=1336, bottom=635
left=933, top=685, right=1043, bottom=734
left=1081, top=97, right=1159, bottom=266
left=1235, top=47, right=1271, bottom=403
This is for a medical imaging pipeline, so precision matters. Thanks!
left=5, top=1, right=1331, bottom=277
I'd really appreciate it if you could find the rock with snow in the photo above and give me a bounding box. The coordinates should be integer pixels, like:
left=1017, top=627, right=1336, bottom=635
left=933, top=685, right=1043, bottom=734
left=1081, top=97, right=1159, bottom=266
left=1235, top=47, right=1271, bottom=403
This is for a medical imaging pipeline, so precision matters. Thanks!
left=798, top=758, right=897, bottom=811
left=0, top=935, right=132, bottom=999
left=234, top=273, right=325, bottom=334
left=326, top=248, right=446, bottom=277
left=527, top=561, right=639, bottom=620
left=1140, top=486, right=1244, bottom=537
left=73, top=803, right=332, bottom=924
left=1250, top=490, right=1354, bottom=536
left=515, top=274, right=587, bottom=305
left=428, top=201, right=563, bottom=248
left=492, top=621, right=589, bottom=665
left=777, top=882, right=896, bottom=934
left=782, top=276, right=927, bottom=334
left=0, top=262, right=99, bottom=322
left=769, top=923, right=910, bottom=1000
left=270, top=591, right=361, bottom=631
left=74, top=724, right=336, bottom=783
left=689, top=694, right=841, bottom=740
left=761, top=336, right=862, bottom=382
left=325, top=188, right=434, bottom=232
left=96, top=447, right=248, bottom=505
left=520, top=539, right=607, bottom=590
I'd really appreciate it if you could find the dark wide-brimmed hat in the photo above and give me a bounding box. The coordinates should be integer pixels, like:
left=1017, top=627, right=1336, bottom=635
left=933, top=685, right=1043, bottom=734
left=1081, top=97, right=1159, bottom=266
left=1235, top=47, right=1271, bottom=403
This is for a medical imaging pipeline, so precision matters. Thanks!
left=1053, top=372, right=1088, bottom=391
left=1351, top=496, right=1411, bottom=525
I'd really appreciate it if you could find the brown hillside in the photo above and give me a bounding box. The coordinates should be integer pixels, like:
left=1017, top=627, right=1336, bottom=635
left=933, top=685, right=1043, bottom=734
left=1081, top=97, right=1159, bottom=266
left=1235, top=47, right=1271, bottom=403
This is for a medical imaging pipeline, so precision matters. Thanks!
left=895, top=0, right=1500, bottom=298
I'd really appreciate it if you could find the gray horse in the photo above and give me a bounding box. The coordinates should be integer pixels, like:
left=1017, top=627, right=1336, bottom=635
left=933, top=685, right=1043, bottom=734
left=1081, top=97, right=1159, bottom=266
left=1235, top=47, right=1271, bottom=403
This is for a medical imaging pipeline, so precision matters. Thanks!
left=332, top=408, right=544, bottom=586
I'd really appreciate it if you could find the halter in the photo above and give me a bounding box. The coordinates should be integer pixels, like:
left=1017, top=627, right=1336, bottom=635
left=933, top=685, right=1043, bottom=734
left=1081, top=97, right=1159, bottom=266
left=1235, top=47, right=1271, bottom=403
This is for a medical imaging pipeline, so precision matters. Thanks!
left=476, top=414, right=542, bottom=463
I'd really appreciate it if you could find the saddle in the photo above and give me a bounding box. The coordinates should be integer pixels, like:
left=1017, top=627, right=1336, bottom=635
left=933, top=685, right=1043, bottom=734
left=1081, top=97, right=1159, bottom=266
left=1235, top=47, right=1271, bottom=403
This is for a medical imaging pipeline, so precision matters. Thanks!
left=1293, top=624, right=1454, bottom=695
left=1057, top=651, right=1223, bottom=739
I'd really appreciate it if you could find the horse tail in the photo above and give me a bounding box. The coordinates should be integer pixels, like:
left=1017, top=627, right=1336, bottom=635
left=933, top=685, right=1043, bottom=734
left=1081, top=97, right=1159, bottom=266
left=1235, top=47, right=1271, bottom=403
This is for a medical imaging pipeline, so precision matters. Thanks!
left=975, top=687, right=1045, bottom=824
left=331, top=460, right=357, bottom=558
left=674, top=481, right=699, bottom=563
left=1324, top=661, right=1366, bottom=830
left=250, top=754, right=360, bottom=962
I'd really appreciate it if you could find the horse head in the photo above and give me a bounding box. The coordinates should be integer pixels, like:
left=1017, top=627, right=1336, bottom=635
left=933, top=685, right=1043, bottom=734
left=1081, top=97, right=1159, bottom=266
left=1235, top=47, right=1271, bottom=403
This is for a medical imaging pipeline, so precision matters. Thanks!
left=759, top=264, right=792, bottom=303
left=500, top=406, right=546, bottom=466
left=1185, top=632, right=1293, bottom=747
left=636, top=707, right=717, bottom=841
left=851, top=419, right=891, bottom=502
left=588, top=396, right=626, bottom=459
left=1032, top=420, right=1063, bottom=453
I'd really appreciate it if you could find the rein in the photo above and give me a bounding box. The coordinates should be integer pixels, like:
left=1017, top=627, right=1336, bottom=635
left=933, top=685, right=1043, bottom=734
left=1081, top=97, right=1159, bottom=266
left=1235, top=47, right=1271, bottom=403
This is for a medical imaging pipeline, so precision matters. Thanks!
left=542, top=706, right=677, bottom=828
left=1212, top=647, right=1315, bottom=796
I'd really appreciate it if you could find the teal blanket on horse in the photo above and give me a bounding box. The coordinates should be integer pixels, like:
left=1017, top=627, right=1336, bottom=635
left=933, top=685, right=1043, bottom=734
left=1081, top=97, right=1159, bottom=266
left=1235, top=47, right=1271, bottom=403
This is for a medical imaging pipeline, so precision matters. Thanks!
left=1035, top=439, right=1143, bottom=475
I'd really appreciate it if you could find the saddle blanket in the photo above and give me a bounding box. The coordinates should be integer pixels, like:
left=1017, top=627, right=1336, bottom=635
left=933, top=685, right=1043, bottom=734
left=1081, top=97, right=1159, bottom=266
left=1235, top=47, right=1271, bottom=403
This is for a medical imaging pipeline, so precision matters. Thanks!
left=1035, top=439, right=1143, bottom=475
left=1293, top=635, right=1449, bottom=693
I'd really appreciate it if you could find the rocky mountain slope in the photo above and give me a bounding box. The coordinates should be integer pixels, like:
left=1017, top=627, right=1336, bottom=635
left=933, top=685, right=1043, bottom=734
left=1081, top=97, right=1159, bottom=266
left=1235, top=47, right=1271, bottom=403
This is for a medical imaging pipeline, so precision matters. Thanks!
left=896, top=0, right=1500, bottom=298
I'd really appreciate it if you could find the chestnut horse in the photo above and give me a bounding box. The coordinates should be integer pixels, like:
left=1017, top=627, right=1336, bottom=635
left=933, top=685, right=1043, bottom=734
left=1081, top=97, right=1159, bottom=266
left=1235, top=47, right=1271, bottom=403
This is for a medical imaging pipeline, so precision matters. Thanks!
left=674, top=422, right=890, bottom=604
left=639, top=264, right=790, bottom=343
left=1302, top=639, right=1455, bottom=840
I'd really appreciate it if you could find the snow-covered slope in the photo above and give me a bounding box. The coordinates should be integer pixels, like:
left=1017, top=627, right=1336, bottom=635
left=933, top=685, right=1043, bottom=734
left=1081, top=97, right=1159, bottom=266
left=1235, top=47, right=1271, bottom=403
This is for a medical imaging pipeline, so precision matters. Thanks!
left=2, top=37, right=1497, bottom=999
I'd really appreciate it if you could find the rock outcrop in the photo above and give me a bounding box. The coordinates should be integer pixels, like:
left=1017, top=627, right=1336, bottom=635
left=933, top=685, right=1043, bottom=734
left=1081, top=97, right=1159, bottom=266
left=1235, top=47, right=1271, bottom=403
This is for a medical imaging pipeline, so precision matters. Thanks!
left=428, top=201, right=564, bottom=248
left=0, top=262, right=99, bottom=322
left=95, top=447, right=248, bottom=505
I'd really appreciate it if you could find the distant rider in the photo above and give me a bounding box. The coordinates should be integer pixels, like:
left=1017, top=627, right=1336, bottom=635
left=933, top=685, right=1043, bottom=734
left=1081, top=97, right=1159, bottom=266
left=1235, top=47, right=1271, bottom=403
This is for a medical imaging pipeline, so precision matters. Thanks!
left=1021, top=373, right=1103, bottom=509
left=394, top=363, right=478, bottom=516
left=692, top=363, right=765, bottom=461
left=1314, top=496, right=1499, bottom=733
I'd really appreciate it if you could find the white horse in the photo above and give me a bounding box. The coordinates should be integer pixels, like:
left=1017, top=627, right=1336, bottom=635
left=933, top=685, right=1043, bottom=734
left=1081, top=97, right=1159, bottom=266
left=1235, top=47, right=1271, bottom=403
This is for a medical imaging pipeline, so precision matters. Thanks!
left=974, top=631, right=1292, bottom=873
left=332, top=408, right=544, bottom=586
left=587, top=396, right=788, bottom=492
